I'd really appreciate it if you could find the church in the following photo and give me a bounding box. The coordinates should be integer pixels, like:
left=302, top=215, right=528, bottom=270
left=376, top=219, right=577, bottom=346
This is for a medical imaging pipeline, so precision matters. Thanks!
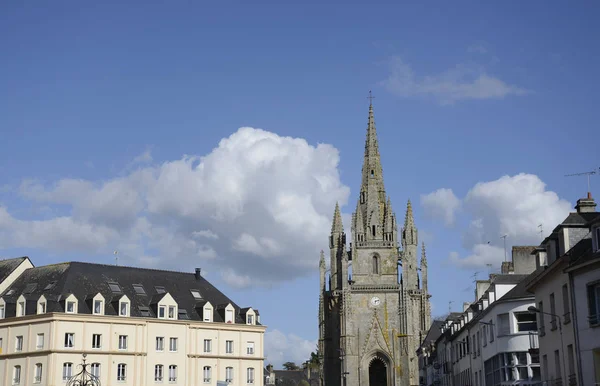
left=318, top=100, right=432, bottom=386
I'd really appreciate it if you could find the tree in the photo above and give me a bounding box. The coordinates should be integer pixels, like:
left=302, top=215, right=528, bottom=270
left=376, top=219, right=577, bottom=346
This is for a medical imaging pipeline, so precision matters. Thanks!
left=282, top=362, right=300, bottom=371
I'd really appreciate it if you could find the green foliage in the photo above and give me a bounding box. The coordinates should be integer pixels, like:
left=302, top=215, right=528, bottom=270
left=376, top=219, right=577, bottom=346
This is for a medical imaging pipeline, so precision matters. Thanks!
left=282, top=362, right=300, bottom=371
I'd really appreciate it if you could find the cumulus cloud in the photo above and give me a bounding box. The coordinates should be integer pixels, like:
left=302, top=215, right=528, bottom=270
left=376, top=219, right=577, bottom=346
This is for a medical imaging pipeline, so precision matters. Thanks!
left=380, top=56, right=529, bottom=105
left=436, top=173, right=572, bottom=269
left=421, top=188, right=461, bottom=226
left=264, top=329, right=317, bottom=367
left=5, top=127, right=351, bottom=288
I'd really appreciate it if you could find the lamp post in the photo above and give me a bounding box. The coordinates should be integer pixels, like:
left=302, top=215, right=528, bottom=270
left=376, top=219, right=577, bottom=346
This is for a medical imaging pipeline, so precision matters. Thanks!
left=528, top=306, right=567, bottom=384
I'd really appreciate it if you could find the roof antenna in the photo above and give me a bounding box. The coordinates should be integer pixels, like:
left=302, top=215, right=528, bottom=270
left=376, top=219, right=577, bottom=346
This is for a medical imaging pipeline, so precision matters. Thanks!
left=538, top=224, right=543, bottom=241
left=448, top=300, right=454, bottom=314
left=565, top=168, right=599, bottom=198
left=114, top=250, right=119, bottom=266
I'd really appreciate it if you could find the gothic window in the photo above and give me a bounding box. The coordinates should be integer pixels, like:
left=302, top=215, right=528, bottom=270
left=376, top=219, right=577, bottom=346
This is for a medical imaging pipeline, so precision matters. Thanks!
left=372, top=255, right=379, bottom=274
left=370, top=170, right=374, bottom=177
left=372, top=225, right=376, bottom=237
left=361, top=192, right=365, bottom=204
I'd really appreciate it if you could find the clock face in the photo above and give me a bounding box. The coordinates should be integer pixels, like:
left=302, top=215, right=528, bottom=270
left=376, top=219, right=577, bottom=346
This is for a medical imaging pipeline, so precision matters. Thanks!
left=370, top=297, right=381, bottom=307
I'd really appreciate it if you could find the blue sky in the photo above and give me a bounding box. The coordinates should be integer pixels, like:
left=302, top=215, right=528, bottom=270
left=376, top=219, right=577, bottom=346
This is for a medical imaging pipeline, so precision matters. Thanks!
left=1, top=1, right=599, bottom=366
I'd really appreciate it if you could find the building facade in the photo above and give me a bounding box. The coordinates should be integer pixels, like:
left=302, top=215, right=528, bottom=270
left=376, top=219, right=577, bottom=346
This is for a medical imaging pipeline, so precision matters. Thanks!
left=0, top=258, right=265, bottom=386
left=318, top=102, right=432, bottom=386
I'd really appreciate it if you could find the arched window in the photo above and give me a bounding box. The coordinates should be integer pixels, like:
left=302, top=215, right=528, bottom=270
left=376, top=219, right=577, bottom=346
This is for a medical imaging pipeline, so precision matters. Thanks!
left=372, top=255, right=379, bottom=274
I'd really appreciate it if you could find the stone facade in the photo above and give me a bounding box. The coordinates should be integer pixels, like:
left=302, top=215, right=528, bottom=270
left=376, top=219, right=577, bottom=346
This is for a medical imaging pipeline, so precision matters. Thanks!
left=318, top=103, right=431, bottom=386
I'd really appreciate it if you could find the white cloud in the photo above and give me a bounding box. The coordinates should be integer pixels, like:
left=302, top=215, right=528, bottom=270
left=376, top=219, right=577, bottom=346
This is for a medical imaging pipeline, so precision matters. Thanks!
left=420, top=188, right=461, bottom=226
left=444, top=173, right=572, bottom=269
left=380, top=56, right=529, bottom=105
left=264, top=329, right=317, bottom=367
left=7, top=127, right=351, bottom=288
left=132, top=148, right=153, bottom=165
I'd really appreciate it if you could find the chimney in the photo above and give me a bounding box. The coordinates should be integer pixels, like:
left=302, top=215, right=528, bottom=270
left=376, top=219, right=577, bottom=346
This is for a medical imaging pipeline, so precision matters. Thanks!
left=463, top=302, right=470, bottom=312
left=195, top=268, right=202, bottom=280
left=575, top=193, right=597, bottom=213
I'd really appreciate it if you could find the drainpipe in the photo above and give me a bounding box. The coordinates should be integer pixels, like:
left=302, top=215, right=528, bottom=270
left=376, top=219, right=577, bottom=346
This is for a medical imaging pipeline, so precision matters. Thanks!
left=568, top=270, right=583, bottom=386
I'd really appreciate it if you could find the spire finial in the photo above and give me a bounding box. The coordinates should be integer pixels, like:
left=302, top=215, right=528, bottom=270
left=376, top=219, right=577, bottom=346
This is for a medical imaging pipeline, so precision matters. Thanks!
left=367, top=90, right=375, bottom=106
left=331, top=202, right=344, bottom=234
left=319, top=250, right=326, bottom=268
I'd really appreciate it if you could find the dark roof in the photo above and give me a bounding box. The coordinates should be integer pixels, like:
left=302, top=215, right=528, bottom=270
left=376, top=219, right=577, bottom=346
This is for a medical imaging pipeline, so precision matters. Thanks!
left=0, top=261, right=258, bottom=324
left=562, top=212, right=600, bottom=225
left=0, top=257, right=28, bottom=283
left=566, top=237, right=599, bottom=269
left=496, top=276, right=535, bottom=302
left=420, top=320, right=443, bottom=348
left=272, top=370, right=318, bottom=386
left=490, top=274, right=530, bottom=284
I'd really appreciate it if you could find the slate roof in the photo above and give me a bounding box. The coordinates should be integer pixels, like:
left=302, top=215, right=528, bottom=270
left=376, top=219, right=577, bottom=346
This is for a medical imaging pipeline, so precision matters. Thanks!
left=489, top=274, right=530, bottom=284
left=566, top=237, right=599, bottom=269
left=272, top=370, right=318, bottom=386
left=0, top=256, right=27, bottom=284
left=0, top=261, right=258, bottom=324
left=419, top=320, right=444, bottom=349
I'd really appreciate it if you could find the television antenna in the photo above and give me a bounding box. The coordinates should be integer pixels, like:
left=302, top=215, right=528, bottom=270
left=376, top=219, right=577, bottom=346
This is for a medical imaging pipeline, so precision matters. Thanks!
left=538, top=224, right=543, bottom=241
left=565, top=168, right=599, bottom=196
left=114, top=250, right=119, bottom=266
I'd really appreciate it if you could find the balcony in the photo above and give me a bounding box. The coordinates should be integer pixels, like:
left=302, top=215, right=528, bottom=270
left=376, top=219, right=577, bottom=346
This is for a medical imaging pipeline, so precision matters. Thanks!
left=563, top=312, right=571, bottom=325
left=528, top=331, right=539, bottom=349
left=589, top=313, right=599, bottom=327
left=568, top=374, right=577, bottom=386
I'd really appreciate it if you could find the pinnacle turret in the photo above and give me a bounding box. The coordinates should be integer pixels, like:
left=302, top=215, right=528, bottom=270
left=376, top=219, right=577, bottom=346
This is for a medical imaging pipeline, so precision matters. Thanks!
left=331, top=202, right=344, bottom=234
left=421, top=242, right=427, bottom=267
left=404, top=200, right=414, bottom=229
left=319, top=250, right=326, bottom=269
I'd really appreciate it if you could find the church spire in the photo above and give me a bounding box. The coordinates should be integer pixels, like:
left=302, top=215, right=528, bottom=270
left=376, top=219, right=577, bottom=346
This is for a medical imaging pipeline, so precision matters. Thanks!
left=360, top=97, right=386, bottom=198
left=331, top=201, right=344, bottom=234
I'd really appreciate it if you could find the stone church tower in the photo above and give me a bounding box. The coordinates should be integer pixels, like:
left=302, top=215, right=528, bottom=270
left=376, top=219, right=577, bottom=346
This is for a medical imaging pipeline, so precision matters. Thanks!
left=318, top=101, right=432, bottom=386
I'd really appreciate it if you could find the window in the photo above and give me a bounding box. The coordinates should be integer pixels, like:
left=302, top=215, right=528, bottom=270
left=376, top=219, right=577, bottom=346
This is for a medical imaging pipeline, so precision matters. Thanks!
left=156, top=337, right=164, bottom=351
left=38, top=302, right=46, bottom=314
left=0, top=338, right=3, bottom=351
left=226, top=367, right=233, bottom=383
left=13, top=365, right=21, bottom=385
left=18, top=301, right=25, bottom=316
left=588, top=281, right=600, bottom=326
left=191, top=290, right=202, bottom=300
left=247, top=314, right=254, bottom=325
left=94, top=300, right=103, bottom=315
left=543, top=355, right=548, bottom=380
left=91, top=363, right=100, bottom=378
left=226, top=309, right=234, bottom=323
left=159, top=306, right=166, bottom=318
left=372, top=255, right=379, bottom=274
left=155, top=286, right=166, bottom=294
left=44, top=281, right=56, bottom=290
left=247, top=341, right=255, bottom=355
left=482, top=325, right=487, bottom=346
left=92, top=334, right=101, bottom=349
left=178, top=309, right=189, bottom=320
left=515, top=312, right=537, bottom=332
left=488, top=321, right=494, bottom=342
left=66, top=301, right=76, bottom=313
left=538, top=301, right=545, bottom=333
left=567, top=344, right=575, bottom=377
left=132, top=284, right=146, bottom=295
left=169, top=337, right=178, bottom=352
left=203, top=366, right=211, bottom=383
left=497, top=313, right=510, bottom=335
left=15, top=336, right=23, bottom=351
left=155, top=365, right=164, bottom=382
left=204, top=307, right=212, bottom=322
left=117, top=363, right=127, bottom=381
left=204, top=339, right=212, bottom=353
left=484, top=352, right=540, bottom=384
left=34, top=363, right=42, bottom=383
left=6, top=288, right=15, bottom=296
left=595, top=227, right=600, bottom=252
left=108, top=282, right=122, bottom=293
left=118, top=335, right=128, bottom=350
left=226, top=340, right=234, bottom=353
left=168, top=365, right=177, bottom=382
left=562, top=284, right=571, bottom=323
left=168, top=306, right=175, bottom=319
left=63, top=363, right=73, bottom=381
left=554, top=350, right=561, bottom=380
left=247, top=368, right=255, bottom=384
left=139, top=306, right=152, bottom=317
left=550, top=293, right=557, bottom=330
left=23, top=283, right=37, bottom=294
left=120, top=301, right=129, bottom=316
left=64, top=333, right=74, bottom=348
left=0, top=305, right=4, bottom=318
left=36, top=333, right=44, bottom=349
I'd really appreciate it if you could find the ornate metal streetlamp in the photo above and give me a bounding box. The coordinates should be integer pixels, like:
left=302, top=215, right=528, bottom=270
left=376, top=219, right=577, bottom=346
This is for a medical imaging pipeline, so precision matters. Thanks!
left=66, top=353, right=101, bottom=386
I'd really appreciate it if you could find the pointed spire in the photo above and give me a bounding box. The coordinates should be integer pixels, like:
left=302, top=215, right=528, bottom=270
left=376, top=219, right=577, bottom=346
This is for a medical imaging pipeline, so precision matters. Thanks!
left=404, top=199, right=415, bottom=228
left=331, top=202, right=344, bottom=234
left=360, top=98, right=386, bottom=201
left=319, top=250, right=326, bottom=268
left=354, top=201, right=364, bottom=232
left=421, top=242, right=427, bottom=267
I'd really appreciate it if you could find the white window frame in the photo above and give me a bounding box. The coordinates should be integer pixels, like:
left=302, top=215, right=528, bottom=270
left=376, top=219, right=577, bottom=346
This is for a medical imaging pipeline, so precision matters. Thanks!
left=118, top=335, right=128, bottom=350
left=225, top=309, right=234, bottom=323
left=0, top=304, right=5, bottom=319
left=63, top=363, right=73, bottom=381
left=15, top=335, right=23, bottom=351
left=247, top=367, right=255, bottom=384
left=66, top=300, right=76, bottom=313
left=159, top=306, right=166, bottom=318
left=119, top=300, right=129, bottom=317
left=91, top=363, right=100, bottom=378
left=36, top=333, right=44, bottom=349
left=117, top=363, right=127, bottom=382
left=93, top=300, right=103, bottom=315
left=247, top=341, right=255, bottom=355
left=595, top=227, right=600, bottom=252
left=34, top=363, right=42, bottom=384
left=204, top=307, right=212, bottom=322
left=169, top=337, right=178, bottom=352
left=247, top=314, right=254, bottom=325
left=203, top=339, right=212, bottom=353
left=38, top=302, right=46, bottom=314
left=168, top=365, right=177, bottom=382
left=92, top=334, right=102, bottom=349
left=226, top=340, right=233, bottom=354
left=155, top=364, right=164, bottom=382
left=13, top=365, right=21, bottom=385
left=64, top=333, right=74, bottom=348
left=168, top=305, right=176, bottom=319
left=203, top=366, right=211, bottom=383
left=226, top=367, right=233, bottom=383
left=18, top=301, right=25, bottom=316
left=156, top=336, right=164, bottom=351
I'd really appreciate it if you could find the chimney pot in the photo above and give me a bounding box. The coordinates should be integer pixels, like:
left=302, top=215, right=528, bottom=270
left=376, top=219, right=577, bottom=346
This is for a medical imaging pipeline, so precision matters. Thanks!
left=195, top=268, right=202, bottom=280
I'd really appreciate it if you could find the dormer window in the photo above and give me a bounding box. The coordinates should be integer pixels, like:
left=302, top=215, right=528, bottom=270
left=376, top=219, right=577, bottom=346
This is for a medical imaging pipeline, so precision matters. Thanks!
left=168, top=306, right=176, bottom=319
left=226, top=309, right=234, bottom=324
left=17, top=297, right=26, bottom=316
left=66, top=301, right=76, bottom=313
left=119, top=298, right=130, bottom=317
left=203, top=303, right=213, bottom=322
left=159, top=306, right=166, bottom=318
left=247, top=314, right=254, bottom=325
left=38, top=302, right=46, bottom=314
left=132, top=284, right=146, bottom=296
left=94, top=300, right=103, bottom=315
left=595, top=227, right=600, bottom=252
left=0, top=304, right=5, bottom=319
left=190, top=290, right=202, bottom=300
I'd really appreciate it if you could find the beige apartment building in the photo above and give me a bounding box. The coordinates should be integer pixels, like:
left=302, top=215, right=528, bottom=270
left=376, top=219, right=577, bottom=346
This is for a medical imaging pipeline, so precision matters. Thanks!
left=0, top=257, right=265, bottom=386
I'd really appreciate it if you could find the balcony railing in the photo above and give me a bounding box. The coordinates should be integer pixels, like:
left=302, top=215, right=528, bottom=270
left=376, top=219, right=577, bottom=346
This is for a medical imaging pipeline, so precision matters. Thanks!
left=568, top=374, right=577, bottom=386
left=563, top=312, right=571, bottom=324
left=529, top=331, right=539, bottom=349
left=589, top=313, right=599, bottom=327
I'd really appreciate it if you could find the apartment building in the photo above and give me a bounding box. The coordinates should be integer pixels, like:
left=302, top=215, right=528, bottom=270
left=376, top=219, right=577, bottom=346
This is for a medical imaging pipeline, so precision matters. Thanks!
left=0, top=257, right=265, bottom=386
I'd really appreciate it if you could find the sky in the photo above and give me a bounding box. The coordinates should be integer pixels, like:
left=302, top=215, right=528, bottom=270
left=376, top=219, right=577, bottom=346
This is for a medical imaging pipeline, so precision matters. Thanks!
left=1, top=1, right=599, bottom=367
